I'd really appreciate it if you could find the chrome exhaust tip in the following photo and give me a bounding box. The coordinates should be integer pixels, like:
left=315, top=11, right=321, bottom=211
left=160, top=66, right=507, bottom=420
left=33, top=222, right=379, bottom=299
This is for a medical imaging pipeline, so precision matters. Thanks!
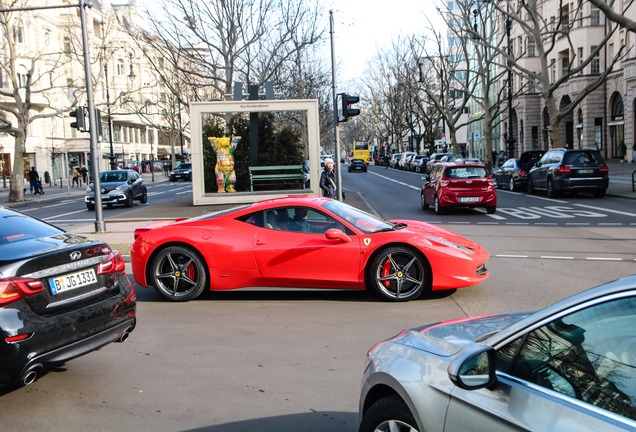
left=21, top=369, right=38, bottom=386
left=117, top=330, right=131, bottom=343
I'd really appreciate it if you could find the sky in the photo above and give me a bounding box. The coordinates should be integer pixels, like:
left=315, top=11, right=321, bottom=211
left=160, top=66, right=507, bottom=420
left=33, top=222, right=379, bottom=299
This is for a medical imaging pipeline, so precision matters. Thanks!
left=326, top=0, right=442, bottom=84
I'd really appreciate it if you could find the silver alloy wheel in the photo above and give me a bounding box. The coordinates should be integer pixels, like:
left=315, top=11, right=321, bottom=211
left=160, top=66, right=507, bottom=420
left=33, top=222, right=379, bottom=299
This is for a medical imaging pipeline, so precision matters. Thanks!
left=371, top=247, right=426, bottom=301
left=509, top=177, right=515, bottom=191
left=372, top=419, right=419, bottom=432
left=420, top=193, right=429, bottom=209
left=152, top=246, right=206, bottom=301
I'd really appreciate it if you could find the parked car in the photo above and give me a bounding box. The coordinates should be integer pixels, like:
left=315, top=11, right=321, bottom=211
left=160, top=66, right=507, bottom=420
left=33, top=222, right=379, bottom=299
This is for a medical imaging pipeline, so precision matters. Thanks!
left=0, top=207, right=136, bottom=387
left=526, top=148, right=609, bottom=198
left=359, top=274, right=636, bottom=432
left=425, top=153, right=449, bottom=173
left=421, top=162, right=497, bottom=214
left=85, top=170, right=148, bottom=210
left=131, top=196, right=489, bottom=302
left=348, top=158, right=368, bottom=172
left=411, top=155, right=429, bottom=173
left=169, top=162, right=192, bottom=181
left=493, top=150, right=544, bottom=191
left=399, top=152, right=417, bottom=170
left=390, top=153, right=402, bottom=169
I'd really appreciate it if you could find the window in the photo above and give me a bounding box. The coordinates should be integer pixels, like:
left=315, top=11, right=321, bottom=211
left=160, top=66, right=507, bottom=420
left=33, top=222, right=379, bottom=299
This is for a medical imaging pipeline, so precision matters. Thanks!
left=113, top=124, right=121, bottom=142
left=528, top=38, right=536, bottom=57
left=116, top=59, right=125, bottom=76
left=594, top=118, right=603, bottom=149
left=13, top=23, right=25, bottom=44
left=591, top=6, right=601, bottom=26
left=497, top=296, right=636, bottom=420
left=561, top=56, right=569, bottom=76
left=157, top=57, right=164, bottom=70
left=63, top=36, right=71, bottom=53
left=17, top=68, right=28, bottom=88
left=140, top=128, right=146, bottom=144
left=141, top=71, right=150, bottom=87
left=578, top=47, right=583, bottom=69
left=591, top=46, right=600, bottom=74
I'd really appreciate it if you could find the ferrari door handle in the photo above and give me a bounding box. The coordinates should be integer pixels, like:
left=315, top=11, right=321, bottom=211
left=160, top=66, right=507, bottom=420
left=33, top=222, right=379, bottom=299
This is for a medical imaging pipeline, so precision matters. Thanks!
left=255, top=239, right=267, bottom=245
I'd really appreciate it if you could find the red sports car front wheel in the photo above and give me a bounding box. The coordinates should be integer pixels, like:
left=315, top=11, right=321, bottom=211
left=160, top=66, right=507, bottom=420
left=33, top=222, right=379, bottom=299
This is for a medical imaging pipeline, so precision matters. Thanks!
left=151, top=246, right=207, bottom=301
left=368, top=247, right=429, bottom=301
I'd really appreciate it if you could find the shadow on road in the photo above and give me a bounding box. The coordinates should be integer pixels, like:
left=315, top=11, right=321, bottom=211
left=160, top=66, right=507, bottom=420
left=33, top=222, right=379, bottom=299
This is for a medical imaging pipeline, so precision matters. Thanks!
left=183, top=411, right=358, bottom=432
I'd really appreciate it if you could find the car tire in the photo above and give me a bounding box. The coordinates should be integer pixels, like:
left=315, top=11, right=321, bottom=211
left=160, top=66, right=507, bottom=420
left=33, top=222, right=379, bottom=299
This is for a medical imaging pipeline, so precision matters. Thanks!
left=359, top=395, right=420, bottom=432
left=509, top=177, right=516, bottom=192
left=434, top=196, right=445, bottom=215
left=124, top=192, right=133, bottom=208
left=420, top=193, right=429, bottom=210
left=526, top=177, right=534, bottom=194
left=493, top=176, right=501, bottom=189
left=86, top=202, right=95, bottom=211
left=486, top=205, right=496, bottom=214
left=140, top=189, right=148, bottom=204
left=150, top=246, right=208, bottom=301
left=546, top=178, right=557, bottom=198
left=367, top=246, right=429, bottom=301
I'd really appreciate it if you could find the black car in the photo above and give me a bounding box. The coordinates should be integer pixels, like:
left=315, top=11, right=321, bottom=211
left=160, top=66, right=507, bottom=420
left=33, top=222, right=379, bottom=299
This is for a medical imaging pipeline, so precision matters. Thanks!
left=348, top=159, right=368, bottom=172
left=85, top=170, right=148, bottom=210
left=493, top=150, right=545, bottom=191
left=0, top=207, right=136, bottom=387
left=527, top=148, right=609, bottom=198
left=169, top=162, right=192, bottom=182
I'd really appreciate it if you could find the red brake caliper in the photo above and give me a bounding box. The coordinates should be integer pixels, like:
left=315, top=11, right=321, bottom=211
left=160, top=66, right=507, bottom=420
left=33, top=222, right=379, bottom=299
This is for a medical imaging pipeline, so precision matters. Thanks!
left=381, top=259, right=391, bottom=288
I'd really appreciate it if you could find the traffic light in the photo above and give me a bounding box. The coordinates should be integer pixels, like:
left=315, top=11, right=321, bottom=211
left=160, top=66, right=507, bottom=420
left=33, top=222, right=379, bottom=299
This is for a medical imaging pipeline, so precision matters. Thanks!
left=339, top=93, right=360, bottom=122
left=70, top=107, right=86, bottom=132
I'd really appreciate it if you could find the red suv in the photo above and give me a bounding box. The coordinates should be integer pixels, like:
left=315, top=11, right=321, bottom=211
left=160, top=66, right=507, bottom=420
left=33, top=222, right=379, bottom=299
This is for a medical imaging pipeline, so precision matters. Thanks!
left=421, top=162, right=497, bottom=215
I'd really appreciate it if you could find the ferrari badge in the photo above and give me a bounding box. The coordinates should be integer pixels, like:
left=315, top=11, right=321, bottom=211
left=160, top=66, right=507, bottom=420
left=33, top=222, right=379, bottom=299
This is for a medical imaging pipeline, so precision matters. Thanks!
left=364, top=238, right=371, bottom=246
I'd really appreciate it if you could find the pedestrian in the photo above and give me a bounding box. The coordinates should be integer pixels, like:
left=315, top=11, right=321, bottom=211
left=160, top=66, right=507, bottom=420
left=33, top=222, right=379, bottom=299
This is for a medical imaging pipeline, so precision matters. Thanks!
left=29, top=167, right=39, bottom=194
left=320, top=158, right=337, bottom=198
left=72, top=166, right=80, bottom=188
left=81, top=165, right=88, bottom=184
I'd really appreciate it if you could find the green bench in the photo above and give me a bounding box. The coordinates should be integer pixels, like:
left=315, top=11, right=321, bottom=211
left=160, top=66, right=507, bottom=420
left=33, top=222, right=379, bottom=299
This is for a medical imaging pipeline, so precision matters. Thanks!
left=248, top=165, right=306, bottom=192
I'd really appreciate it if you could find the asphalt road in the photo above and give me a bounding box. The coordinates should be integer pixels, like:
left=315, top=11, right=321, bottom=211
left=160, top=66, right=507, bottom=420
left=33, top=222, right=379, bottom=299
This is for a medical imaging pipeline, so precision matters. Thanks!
left=1, top=165, right=635, bottom=432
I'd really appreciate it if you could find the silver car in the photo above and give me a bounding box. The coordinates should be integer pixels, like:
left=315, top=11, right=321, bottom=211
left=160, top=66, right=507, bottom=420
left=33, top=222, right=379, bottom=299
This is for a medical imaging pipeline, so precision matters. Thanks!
left=85, top=169, right=148, bottom=210
left=359, top=275, right=636, bottom=432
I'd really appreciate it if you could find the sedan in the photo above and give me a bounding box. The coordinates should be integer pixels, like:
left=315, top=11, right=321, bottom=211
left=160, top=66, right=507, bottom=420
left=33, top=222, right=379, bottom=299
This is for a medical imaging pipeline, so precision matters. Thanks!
left=131, top=197, right=489, bottom=302
left=493, top=150, right=544, bottom=191
left=85, top=169, right=148, bottom=210
left=421, top=162, right=497, bottom=215
left=348, top=159, right=368, bottom=172
left=0, top=207, right=136, bottom=387
left=359, top=275, right=636, bottom=432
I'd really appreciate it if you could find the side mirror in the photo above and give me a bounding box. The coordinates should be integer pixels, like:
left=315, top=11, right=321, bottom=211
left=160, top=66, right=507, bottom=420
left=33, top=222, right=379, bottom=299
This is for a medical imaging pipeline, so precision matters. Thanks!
left=420, top=175, right=430, bottom=181
left=448, top=346, right=496, bottom=390
left=325, top=228, right=351, bottom=243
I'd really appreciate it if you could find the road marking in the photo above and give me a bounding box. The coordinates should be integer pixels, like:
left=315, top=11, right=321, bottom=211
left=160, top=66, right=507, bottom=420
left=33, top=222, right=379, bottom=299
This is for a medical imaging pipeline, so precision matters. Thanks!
left=177, top=191, right=191, bottom=195
left=541, top=256, right=574, bottom=260
left=477, top=222, right=499, bottom=225
left=497, top=254, right=529, bottom=258
left=505, top=222, right=529, bottom=225
left=565, top=223, right=590, bottom=226
left=536, top=223, right=558, bottom=226
left=574, top=203, right=636, bottom=217
left=598, top=223, right=623, bottom=226
left=486, top=213, right=506, bottom=220
left=45, top=209, right=89, bottom=220
left=586, top=257, right=623, bottom=261
left=525, top=194, right=569, bottom=204
left=369, top=172, right=420, bottom=190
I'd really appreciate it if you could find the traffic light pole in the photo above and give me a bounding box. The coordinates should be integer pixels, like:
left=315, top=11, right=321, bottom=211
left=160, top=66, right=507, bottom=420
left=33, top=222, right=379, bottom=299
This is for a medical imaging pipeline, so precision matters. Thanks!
left=329, top=10, right=343, bottom=201
left=79, top=0, right=105, bottom=232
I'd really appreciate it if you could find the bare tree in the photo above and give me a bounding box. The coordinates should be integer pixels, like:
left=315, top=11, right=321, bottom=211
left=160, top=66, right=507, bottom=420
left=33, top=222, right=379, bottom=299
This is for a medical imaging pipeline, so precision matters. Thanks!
left=0, top=3, right=79, bottom=201
left=586, top=0, right=636, bottom=32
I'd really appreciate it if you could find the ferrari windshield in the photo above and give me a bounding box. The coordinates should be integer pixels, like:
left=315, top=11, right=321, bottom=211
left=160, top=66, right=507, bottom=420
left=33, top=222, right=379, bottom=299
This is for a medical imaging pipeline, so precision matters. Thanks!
left=322, top=199, right=394, bottom=234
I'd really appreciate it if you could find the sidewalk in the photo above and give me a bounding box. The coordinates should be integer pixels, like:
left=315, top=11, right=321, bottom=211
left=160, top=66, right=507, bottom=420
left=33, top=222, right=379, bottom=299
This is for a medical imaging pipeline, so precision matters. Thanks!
left=1, top=161, right=634, bottom=255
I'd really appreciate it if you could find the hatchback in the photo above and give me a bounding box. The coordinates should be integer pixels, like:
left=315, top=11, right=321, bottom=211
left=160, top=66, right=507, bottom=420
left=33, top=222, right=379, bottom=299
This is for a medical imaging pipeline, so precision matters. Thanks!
left=0, top=207, right=136, bottom=387
left=359, top=275, right=636, bottom=432
left=526, top=148, right=608, bottom=197
left=85, top=169, right=148, bottom=210
left=421, top=162, right=497, bottom=214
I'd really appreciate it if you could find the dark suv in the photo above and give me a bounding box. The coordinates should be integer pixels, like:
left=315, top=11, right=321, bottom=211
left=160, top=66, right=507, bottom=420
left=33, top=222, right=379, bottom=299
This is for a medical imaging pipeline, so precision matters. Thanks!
left=526, top=148, right=608, bottom=198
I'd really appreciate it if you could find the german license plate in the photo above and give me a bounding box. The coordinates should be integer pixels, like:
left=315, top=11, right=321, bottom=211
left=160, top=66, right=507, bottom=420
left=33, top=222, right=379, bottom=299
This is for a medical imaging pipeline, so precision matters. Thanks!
left=460, top=197, right=479, bottom=203
left=578, top=169, right=593, bottom=174
left=48, top=269, right=97, bottom=295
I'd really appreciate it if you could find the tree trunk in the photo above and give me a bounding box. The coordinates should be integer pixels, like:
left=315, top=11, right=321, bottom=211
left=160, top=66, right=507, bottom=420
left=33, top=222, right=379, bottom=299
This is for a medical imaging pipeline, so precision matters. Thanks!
left=9, top=133, right=25, bottom=202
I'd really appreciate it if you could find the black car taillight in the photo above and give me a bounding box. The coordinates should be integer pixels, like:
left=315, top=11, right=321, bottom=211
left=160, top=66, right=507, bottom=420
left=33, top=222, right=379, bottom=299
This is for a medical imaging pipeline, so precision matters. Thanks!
left=97, top=251, right=125, bottom=275
left=0, top=277, right=45, bottom=307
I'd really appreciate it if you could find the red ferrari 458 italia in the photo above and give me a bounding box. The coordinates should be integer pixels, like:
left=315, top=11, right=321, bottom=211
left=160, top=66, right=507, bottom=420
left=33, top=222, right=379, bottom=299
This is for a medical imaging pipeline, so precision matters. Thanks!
left=131, top=197, right=489, bottom=302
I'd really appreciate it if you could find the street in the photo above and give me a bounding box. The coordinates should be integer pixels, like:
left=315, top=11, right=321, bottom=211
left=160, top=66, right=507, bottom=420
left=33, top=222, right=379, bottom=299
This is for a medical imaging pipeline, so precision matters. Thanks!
left=1, top=166, right=635, bottom=432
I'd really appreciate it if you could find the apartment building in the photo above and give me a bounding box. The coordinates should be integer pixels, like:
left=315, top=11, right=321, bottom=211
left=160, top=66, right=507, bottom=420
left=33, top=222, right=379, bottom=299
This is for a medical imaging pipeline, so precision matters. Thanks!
left=0, top=0, right=189, bottom=187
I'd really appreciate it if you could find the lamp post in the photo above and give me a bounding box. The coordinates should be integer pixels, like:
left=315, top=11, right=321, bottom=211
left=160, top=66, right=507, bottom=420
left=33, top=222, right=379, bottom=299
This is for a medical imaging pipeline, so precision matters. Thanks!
left=505, top=5, right=516, bottom=159
left=104, top=62, right=117, bottom=169
left=178, top=101, right=184, bottom=162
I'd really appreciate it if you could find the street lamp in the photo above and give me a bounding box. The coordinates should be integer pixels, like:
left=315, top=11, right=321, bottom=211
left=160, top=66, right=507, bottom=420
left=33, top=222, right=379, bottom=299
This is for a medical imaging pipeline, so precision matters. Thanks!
left=103, top=62, right=117, bottom=169
left=505, top=4, right=516, bottom=159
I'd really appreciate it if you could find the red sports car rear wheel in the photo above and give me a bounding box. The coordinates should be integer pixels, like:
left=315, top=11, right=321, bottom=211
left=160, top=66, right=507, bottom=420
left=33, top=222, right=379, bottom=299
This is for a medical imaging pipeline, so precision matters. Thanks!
left=151, top=246, right=207, bottom=301
left=368, top=247, right=428, bottom=301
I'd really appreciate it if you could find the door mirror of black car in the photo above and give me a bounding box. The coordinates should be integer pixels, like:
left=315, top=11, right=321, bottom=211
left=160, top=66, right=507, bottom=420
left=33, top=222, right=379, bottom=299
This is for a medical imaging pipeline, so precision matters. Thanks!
left=448, top=345, right=496, bottom=390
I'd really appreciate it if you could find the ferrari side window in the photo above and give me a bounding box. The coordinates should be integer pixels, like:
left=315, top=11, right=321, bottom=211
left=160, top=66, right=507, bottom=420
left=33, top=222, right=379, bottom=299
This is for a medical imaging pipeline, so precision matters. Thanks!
left=237, top=211, right=265, bottom=228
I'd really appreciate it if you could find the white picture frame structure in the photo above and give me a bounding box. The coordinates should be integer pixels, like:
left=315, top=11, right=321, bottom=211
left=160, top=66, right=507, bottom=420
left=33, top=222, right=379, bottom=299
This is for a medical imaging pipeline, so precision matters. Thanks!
left=190, top=99, right=322, bottom=205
